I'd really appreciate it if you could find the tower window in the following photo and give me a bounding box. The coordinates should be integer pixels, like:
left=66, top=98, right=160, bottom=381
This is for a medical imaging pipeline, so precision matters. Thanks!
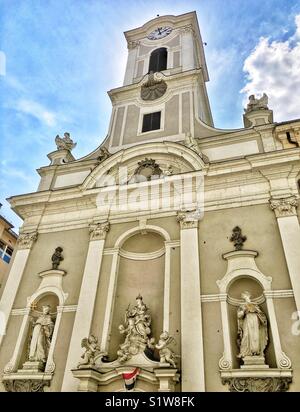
left=149, top=48, right=167, bottom=73
left=142, top=112, right=161, bottom=132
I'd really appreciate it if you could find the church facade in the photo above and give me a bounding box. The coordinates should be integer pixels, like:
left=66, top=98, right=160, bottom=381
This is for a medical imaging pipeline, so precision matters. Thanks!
left=0, top=12, right=300, bottom=392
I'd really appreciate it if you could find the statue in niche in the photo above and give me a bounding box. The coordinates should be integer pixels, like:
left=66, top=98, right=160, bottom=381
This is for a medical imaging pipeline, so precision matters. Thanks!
left=117, top=294, right=154, bottom=363
left=55, top=132, right=76, bottom=151
left=78, top=335, right=106, bottom=368
left=51, top=247, right=64, bottom=269
left=28, top=305, right=54, bottom=364
left=245, top=93, right=269, bottom=113
left=155, top=331, right=178, bottom=367
left=237, top=291, right=268, bottom=360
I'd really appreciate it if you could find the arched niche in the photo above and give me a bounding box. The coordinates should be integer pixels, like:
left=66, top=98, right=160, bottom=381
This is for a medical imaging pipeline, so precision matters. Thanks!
left=18, top=293, right=59, bottom=371
left=108, top=230, right=166, bottom=360
left=227, top=277, right=277, bottom=369
left=217, top=250, right=292, bottom=372
left=4, top=269, right=67, bottom=376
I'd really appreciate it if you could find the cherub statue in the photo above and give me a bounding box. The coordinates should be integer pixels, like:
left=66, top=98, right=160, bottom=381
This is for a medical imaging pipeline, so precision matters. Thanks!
left=55, top=132, right=77, bottom=151
left=97, top=147, right=111, bottom=162
left=155, top=331, right=179, bottom=368
left=51, top=247, right=63, bottom=270
left=77, top=335, right=104, bottom=368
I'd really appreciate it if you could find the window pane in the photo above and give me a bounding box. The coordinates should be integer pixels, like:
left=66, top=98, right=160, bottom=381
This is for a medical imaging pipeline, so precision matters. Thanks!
left=3, top=254, right=11, bottom=264
left=142, top=112, right=161, bottom=133
left=142, top=113, right=151, bottom=132
left=6, top=247, right=13, bottom=256
left=151, top=111, right=161, bottom=130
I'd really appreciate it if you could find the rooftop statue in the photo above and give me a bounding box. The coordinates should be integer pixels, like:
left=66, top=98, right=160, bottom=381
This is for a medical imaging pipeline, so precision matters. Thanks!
left=55, top=132, right=77, bottom=151
left=245, top=93, right=269, bottom=113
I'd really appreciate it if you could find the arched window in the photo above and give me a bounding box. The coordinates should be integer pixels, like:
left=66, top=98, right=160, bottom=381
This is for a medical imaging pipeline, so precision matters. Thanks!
left=149, top=47, right=167, bottom=73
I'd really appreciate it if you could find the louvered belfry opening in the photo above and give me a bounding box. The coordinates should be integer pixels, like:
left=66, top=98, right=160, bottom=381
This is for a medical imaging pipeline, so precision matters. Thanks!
left=148, top=47, right=167, bottom=73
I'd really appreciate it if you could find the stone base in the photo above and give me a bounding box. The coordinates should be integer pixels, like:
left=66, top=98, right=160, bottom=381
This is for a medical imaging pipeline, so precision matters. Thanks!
left=241, top=356, right=269, bottom=369
left=220, top=368, right=292, bottom=392
left=19, top=361, right=45, bottom=373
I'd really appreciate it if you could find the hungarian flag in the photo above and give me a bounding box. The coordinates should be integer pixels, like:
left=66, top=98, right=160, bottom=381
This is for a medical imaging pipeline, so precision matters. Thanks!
left=122, top=368, right=140, bottom=391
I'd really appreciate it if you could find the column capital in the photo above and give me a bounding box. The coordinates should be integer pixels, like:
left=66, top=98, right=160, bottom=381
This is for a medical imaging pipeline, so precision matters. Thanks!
left=89, top=221, right=110, bottom=241
left=180, top=24, right=195, bottom=35
left=17, top=232, right=38, bottom=250
left=269, top=196, right=298, bottom=218
left=176, top=210, right=200, bottom=230
left=127, top=40, right=139, bottom=50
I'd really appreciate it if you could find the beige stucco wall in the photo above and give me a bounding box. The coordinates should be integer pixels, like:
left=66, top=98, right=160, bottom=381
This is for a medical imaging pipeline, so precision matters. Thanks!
left=202, top=301, right=225, bottom=391
left=0, top=315, right=22, bottom=391
left=13, top=228, right=89, bottom=308
left=198, top=204, right=292, bottom=294
left=121, top=95, right=179, bottom=147
left=274, top=297, right=300, bottom=392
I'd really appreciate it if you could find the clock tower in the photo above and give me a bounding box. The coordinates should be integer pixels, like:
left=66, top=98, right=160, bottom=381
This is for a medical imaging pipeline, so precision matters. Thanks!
left=105, top=11, right=213, bottom=152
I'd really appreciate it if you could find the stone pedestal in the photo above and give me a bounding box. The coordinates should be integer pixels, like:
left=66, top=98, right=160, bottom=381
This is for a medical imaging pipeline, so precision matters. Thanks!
left=154, top=368, right=179, bottom=392
left=241, top=356, right=269, bottom=369
left=47, top=149, right=75, bottom=165
left=20, top=360, right=45, bottom=373
left=243, top=109, right=273, bottom=128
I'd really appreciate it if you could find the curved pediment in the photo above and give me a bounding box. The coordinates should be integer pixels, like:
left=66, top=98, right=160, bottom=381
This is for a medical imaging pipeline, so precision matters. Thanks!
left=82, top=141, right=206, bottom=190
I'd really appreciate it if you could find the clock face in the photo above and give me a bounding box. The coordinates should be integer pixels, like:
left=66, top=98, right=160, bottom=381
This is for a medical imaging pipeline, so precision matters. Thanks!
left=147, top=26, right=172, bottom=40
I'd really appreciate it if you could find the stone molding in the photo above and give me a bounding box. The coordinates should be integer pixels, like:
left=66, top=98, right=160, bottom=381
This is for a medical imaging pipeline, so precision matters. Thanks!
left=127, top=40, right=139, bottom=50
left=222, top=376, right=292, bottom=392
left=176, top=210, right=201, bottom=229
left=269, top=196, right=298, bottom=218
left=17, top=232, right=38, bottom=250
left=3, top=379, right=50, bottom=392
left=89, top=221, right=110, bottom=241
left=200, top=290, right=294, bottom=303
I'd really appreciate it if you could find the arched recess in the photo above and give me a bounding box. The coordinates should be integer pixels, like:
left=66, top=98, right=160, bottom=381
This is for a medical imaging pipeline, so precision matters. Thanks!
left=99, top=223, right=179, bottom=361
left=217, top=250, right=292, bottom=372
left=4, top=271, right=68, bottom=375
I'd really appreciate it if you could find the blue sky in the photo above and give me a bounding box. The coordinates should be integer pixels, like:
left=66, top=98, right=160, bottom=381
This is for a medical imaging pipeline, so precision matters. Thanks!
left=1, top=0, right=300, bottom=230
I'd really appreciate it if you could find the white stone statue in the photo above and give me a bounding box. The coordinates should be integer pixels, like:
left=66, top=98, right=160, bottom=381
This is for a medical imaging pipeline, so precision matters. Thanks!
left=78, top=335, right=105, bottom=368
left=28, top=305, right=54, bottom=363
left=117, top=295, right=154, bottom=363
left=155, top=331, right=178, bottom=368
left=55, top=132, right=76, bottom=151
left=237, top=291, right=268, bottom=360
left=245, top=93, right=269, bottom=113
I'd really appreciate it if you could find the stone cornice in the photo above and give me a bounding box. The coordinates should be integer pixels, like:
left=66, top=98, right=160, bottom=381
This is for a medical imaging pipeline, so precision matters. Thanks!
left=108, top=68, right=203, bottom=102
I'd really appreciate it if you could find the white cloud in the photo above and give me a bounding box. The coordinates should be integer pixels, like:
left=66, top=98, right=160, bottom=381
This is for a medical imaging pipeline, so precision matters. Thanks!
left=15, top=99, right=57, bottom=126
left=241, top=14, right=300, bottom=122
